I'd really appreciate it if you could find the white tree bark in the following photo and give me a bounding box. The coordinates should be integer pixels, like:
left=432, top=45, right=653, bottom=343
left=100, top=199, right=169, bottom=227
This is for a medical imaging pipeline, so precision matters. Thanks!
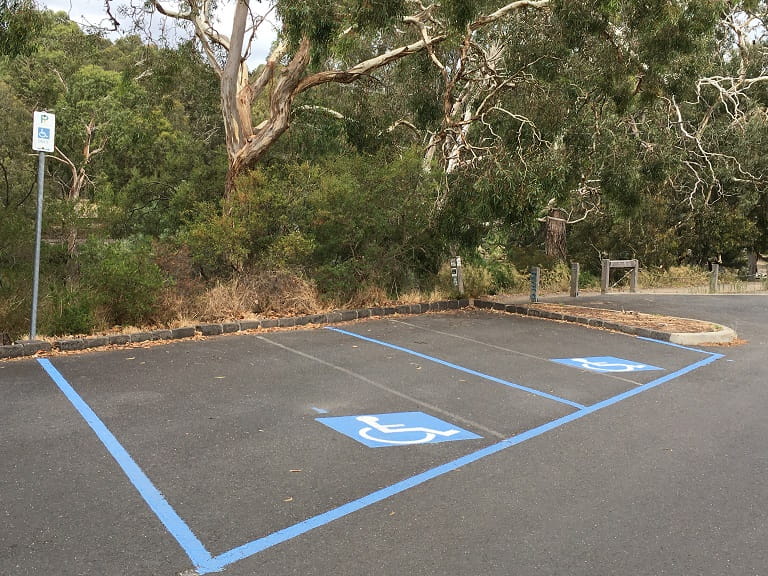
left=137, top=0, right=551, bottom=195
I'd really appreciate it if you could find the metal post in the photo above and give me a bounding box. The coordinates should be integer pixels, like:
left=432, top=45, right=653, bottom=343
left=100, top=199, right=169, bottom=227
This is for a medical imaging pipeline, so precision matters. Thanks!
left=30, top=151, right=45, bottom=340
left=570, top=261, right=580, bottom=298
left=530, top=266, right=540, bottom=303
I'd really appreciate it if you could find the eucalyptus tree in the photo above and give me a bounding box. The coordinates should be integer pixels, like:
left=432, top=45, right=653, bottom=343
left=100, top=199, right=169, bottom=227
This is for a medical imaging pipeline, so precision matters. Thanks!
left=376, top=1, right=728, bottom=261
left=113, top=0, right=557, bottom=194
left=103, top=0, right=758, bottom=265
left=660, top=1, right=768, bottom=259
left=560, top=1, right=768, bottom=265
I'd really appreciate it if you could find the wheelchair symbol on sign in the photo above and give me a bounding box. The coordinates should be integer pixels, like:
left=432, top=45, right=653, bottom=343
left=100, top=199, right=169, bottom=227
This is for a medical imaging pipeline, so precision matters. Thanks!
left=356, top=415, right=460, bottom=445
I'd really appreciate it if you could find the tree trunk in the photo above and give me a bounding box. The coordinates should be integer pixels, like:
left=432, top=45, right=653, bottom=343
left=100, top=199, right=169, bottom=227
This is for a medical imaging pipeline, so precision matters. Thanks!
left=222, top=32, right=445, bottom=195
left=544, top=208, right=567, bottom=261
left=224, top=37, right=311, bottom=197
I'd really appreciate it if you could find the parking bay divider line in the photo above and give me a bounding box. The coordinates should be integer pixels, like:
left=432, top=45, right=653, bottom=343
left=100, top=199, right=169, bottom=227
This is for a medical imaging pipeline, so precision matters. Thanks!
left=325, top=326, right=587, bottom=410
left=36, top=338, right=724, bottom=575
left=255, top=335, right=507, bottom=440
left=390, top=318, right=644, bottom=388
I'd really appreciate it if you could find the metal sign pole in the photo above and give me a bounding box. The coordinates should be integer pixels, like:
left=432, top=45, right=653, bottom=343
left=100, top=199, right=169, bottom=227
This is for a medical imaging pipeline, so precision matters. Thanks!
left=30, top=110, right=55, bottom=340
left=30, top=151, right=45, bottom=340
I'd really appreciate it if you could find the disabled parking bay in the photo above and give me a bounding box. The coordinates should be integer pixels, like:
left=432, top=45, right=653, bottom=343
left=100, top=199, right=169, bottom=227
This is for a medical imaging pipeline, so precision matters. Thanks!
left=2, top=303, right=767, bottom=576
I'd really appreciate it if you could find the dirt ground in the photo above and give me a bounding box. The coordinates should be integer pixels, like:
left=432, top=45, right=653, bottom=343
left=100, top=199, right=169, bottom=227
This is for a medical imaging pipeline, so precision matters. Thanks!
left=529, top=303, right=718, bottom=333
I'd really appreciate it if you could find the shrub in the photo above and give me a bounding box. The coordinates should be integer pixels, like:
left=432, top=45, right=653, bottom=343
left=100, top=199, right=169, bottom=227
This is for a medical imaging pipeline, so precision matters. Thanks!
left=43, top=286, right=96, bottom=336
left=638, top=265, right=709, bottom=288
left=264, top=231, right=316, bottom=270
left=461, top=263, right=495, bottom=297
left=314, top=259, right=362, bottom=302
left=435, top=261, right=488, bottom=298
left=181, top=201, right=250, bottom=276
left=79, top=236, right=166, bottom=326
left=485, top=260, right=526, bottom=293
left=539, top=261, right=572, bottom=292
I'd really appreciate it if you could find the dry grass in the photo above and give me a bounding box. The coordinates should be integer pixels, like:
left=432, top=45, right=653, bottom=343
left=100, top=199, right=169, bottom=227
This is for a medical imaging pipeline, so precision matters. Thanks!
left=340, top=284, right=390, bottom=309
left=152, top=244, right=328, bottom=323
left=176, top=270, right=325, bottom=322
left=639, top=265, right=710, bottom=288
left=396, top=289, right=435, bottom=304
left=195, top=277, right=261, bottom=321
left=246, top=271, right=324, bottom=316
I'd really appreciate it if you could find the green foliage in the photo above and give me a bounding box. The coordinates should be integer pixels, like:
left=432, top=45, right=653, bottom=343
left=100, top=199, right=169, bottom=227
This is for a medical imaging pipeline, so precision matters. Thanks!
left=278, top=0, right=408, bottom=46
left=182, top=201, right=251, bottom=275
left=265, top=231, right=317, bottom=269
left=539, top=261, right=572, bottom=292
left=182, top=167, right=317, bottom=276
left=42, top=285, right=95, bottom=336
left=442, top=0, right=478, bottom=29
left=435, top=232, right=527, bottom=298
left=458, top=263, right=494, bottom=298
left=78, top=237, right=166, bottom=326
left=2, top=1, right=767, bottom=335
left=0, top=227, right=30, bottom=340
left=0, top=84, right=36, bottom=338
left=305, top=149, right=442, bottom=300
left=0, top=80, right=36, bottom=209
left=0, top=0, right=44, bottom=57
left=408, top=81, right=443, bottom=128
left=277, top=1, right=343, bottom=62
left=184, top=147, right=443, bottom=302
left=355, top=0, right=407, bottom=30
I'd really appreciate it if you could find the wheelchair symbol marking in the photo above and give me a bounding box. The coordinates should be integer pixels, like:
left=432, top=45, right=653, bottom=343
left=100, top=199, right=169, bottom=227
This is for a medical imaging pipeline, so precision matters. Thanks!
left=551, top=356, right=663, bottom=373
left=356, top=415, right=461, bottom=445
left=317, top=412, right=482, bottom=447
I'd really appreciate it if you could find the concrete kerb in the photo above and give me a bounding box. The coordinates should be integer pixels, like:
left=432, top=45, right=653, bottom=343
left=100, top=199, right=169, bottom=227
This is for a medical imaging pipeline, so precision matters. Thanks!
left=474, top=299, right=738, bottom=345
left=668, top=327, right=738, bottom=345
left=0, top=299, right=472, bottom=360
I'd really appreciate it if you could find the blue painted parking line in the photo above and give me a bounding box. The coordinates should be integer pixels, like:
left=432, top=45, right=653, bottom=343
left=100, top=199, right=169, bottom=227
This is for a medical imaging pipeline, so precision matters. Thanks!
left=37, top=337, right=724, bottom=575
left=325, top=326, right=586, bottom=410
left=36, top=358, right=213, bottom=573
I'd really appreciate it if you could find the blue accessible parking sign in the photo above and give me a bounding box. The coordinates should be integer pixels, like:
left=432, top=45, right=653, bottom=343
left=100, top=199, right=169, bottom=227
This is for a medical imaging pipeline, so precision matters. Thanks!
left=551, top=356, right=663, bottom=373
left=317, top=412, right=482, bottom=448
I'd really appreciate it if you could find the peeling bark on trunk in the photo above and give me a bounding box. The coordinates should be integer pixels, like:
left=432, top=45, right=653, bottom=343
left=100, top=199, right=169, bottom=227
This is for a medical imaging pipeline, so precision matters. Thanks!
left=150, top=0, right=546, bottom=197
left=223, top=32, right=438, bottom=196
left=225, top=37, right=312, bottom=196
left=544, top=208, right=568, bottom=262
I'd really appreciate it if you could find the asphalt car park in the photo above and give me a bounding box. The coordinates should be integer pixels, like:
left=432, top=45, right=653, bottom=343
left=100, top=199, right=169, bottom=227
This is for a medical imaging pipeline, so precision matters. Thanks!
left=2, top=298, right=767, bottom=576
